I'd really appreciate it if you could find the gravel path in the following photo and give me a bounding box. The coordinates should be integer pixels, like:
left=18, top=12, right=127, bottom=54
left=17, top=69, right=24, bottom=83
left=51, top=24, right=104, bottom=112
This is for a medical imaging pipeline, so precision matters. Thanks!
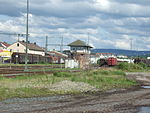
left=0, top=87, right=149, bottom=113
left=126, top=72, right=150, bottom=85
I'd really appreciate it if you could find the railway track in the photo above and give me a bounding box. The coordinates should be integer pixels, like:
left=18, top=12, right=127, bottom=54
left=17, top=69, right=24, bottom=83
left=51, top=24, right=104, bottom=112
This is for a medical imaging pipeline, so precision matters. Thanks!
left=0, top=65, right=80, bottom=78
left=0, top=65, right=65, bottom=69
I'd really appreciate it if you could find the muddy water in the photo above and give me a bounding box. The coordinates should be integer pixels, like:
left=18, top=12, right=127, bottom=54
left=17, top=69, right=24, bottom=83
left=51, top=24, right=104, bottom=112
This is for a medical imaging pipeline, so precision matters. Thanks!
left=138, top=86, right=150, bottom=113
left=141, top=86, right=150, bottom=89
left=138, top=107, right=150, bottom=113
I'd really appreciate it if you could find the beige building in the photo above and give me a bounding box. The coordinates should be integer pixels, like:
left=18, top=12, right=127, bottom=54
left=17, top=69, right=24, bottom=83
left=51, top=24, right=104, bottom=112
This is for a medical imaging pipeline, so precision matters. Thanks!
left=7, top=41, right=45, bottom=56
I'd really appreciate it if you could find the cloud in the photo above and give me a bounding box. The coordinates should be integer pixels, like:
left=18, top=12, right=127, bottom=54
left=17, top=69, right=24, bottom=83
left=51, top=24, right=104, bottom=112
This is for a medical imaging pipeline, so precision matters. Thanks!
left=0, top=0, right=150, bottom=51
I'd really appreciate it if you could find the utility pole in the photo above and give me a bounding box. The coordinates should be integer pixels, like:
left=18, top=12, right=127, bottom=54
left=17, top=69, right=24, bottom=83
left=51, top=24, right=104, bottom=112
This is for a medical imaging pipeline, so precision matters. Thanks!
left=130, top=38, right=133, bottom=63
left=45, top=36, right=48, bottom=54
left=25, top=0, right=29, bottom=71
left=130, top=38, right=133, bottom=51
left=17, top=34, right=20, bottom=41
left=87, top=32, right=90, bottom=72
left=88, top=32, right=90, bottom=47
left=60, top=36, right=64, bottom=53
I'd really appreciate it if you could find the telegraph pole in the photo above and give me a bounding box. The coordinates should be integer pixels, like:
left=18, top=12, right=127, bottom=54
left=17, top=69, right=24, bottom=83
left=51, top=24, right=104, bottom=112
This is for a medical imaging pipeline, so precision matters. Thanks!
left=130, top=38, right=133, bottom=63
left=88, top=32, right=90, bottom=47
left=60, top=36, right=64, bottom=53
left=87, top=32, right=90, bottom=72
left=130, top=38, right=133, bottom=51
left=25, top=0, right=29, bottom=71
left=45, top=36, right=48, bottom=54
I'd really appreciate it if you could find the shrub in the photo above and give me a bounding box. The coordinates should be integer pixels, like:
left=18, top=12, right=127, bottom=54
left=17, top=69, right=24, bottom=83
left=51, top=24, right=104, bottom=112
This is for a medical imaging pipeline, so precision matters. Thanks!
left=116, top=62, right=147, bottom=71
left=138, top=62, right=148, bottom=69
left=53, top=72, right=73, bottom=77
left=117, top=62, right=129, bottom=71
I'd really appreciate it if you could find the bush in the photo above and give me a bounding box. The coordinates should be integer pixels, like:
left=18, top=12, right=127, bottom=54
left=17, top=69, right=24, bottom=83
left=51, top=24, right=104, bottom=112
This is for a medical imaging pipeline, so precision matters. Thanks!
left=139, top=62, right=148, bottom=69
left=117, top=63, right=129, bottom=71
left=53, top=72, right=73, bottom=77
left=116, top=62, right=147, bottom=71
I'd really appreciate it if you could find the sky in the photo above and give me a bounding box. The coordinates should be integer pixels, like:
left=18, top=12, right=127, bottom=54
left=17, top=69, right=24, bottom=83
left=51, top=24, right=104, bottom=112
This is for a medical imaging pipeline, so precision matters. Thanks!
left=0, top=0, right=150, bottom=51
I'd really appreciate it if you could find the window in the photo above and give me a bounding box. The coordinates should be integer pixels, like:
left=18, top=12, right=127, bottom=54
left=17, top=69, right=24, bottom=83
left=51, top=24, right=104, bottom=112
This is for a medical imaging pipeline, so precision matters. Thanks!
left=17, top=43, right=19, bottom=47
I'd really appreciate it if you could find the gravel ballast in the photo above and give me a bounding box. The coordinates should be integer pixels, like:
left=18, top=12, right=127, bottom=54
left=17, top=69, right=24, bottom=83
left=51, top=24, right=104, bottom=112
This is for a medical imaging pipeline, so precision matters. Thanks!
left=48, top=80, right=99, bottom=92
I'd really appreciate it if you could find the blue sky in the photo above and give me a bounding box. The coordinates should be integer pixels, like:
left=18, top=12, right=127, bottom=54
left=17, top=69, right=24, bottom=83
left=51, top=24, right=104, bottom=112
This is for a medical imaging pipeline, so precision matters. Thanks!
left=0, top=0, right=150, bottom=51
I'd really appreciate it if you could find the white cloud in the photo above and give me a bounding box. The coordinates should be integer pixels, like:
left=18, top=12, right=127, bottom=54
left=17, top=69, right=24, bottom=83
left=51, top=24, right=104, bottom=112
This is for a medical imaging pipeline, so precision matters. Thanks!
left=115, top=40, right=130, bottom=50
left=0, top=0, right=150, bottom=51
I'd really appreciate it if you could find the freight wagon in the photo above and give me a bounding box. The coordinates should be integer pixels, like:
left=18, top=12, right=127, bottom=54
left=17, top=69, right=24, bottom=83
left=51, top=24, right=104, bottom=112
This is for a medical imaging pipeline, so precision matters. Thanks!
left=97, top=57, right=117, bottom=67
left=11, top=52, right=52, bottom=64
left=134, top=58, right=150, bottom=66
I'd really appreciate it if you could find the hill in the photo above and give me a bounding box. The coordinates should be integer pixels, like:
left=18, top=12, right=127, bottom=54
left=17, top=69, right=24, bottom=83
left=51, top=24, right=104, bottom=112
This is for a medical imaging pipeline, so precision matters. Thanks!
left=91, top=49, right=150, bottom=57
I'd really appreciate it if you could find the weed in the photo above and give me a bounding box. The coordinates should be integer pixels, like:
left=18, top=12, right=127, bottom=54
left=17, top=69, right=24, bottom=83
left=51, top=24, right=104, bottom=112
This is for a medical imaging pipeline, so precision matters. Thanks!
left=53, top=72, right=73, bottom=77
left=0, top=69, right=137, bottom=101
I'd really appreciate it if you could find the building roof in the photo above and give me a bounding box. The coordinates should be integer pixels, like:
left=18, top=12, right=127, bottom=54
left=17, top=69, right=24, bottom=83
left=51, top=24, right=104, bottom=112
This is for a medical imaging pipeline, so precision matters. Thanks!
left=19, top=41, right=44, bottom=51
left=68, top=40, right=93, bottom=48
left=47, top=50, right=68, bottom=58
left=0, top=42, right=10, bottom=48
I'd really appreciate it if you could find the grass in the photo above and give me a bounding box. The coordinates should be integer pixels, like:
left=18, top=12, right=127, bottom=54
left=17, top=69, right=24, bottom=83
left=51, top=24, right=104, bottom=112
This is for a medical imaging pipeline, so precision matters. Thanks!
left=69, top=70, right=136, bottom=89
left=116, top=62, right=149, bottom=72
left=0, top=63, right=63, bottom=67
left=29, top=67, right=80, bottom=72
left=0, top=69, right=137, bottom=101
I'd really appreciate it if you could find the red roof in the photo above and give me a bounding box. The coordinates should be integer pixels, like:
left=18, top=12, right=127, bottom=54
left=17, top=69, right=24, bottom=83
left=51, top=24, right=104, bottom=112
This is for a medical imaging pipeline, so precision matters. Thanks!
left=0, top=42, right=10, bottom=47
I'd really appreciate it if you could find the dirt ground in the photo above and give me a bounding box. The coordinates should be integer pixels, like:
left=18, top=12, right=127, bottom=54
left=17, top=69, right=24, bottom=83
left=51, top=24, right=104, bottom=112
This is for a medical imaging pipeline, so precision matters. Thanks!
left=0, top=73, right=150, bottom=113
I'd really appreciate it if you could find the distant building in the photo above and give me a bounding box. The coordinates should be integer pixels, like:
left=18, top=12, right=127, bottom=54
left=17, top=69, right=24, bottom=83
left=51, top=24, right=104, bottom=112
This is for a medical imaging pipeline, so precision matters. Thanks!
left=147, top=57, right=150, bottom=60
left=117, top=55, right=128, bottom=59
left=67, top=40, right=93, bottom=69
left=96, top=53, right=116, bottom=58
left=47, top=50, right=68, bottom=63
left=0, top=42, right=10, bottom=49
left=68, top=40, right=93, bottom=54
left=7, top=41, right=45, bottom=56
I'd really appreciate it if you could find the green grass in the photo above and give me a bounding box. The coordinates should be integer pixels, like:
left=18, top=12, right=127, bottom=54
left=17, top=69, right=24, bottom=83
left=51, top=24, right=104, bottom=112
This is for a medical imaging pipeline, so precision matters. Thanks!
left=116, top=62, right=149, bottom=72
left=29, top=68, right=80, bottom=72
left=69, top=70, right=136, bottom=89
left=0, top=63, right=63, bottom=66
left=0, top=69, right=137, bottom=101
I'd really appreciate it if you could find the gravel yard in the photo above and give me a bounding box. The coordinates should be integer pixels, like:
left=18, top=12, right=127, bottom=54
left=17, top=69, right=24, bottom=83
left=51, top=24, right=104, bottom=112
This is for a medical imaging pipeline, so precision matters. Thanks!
left=0, top=72, right=149, bottom=113
left=47, top=80, right=99, bottom=92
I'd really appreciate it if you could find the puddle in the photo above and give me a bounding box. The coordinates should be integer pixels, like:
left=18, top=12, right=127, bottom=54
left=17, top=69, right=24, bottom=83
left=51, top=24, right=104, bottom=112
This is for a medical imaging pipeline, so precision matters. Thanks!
left=138, top=107, right=150, bottom=113
left=141, top=86, right=150, bottom=89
